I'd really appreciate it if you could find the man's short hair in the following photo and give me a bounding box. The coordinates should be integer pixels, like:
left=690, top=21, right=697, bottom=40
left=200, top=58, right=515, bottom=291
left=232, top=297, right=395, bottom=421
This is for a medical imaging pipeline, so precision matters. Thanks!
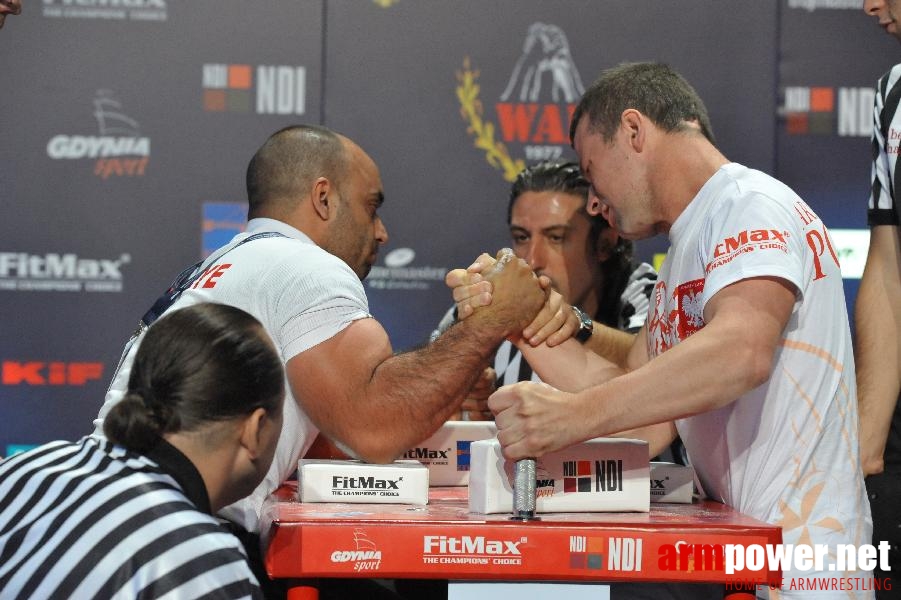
left=246, top=125, right=348, bottom=218
left=570, top=62, right=715, bottom=145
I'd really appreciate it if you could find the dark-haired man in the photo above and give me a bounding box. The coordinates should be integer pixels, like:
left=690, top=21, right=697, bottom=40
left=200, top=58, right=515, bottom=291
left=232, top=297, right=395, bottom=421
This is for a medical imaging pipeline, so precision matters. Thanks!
left=455, top=63, right=871, bottom=598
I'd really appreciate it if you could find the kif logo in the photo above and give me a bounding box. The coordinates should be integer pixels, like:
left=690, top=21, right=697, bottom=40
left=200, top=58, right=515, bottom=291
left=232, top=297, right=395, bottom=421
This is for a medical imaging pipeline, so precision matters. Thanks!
left=782, top=85, right=874, bottom=137
left=2, top=361, right=103, bottom=386
left=456, top=23, right=584, bottom=182
left=562, top=459, right=624, bottom=493
left=46, top=90, right=150, bottom=179
left=202, top=64, right=306, bottom=115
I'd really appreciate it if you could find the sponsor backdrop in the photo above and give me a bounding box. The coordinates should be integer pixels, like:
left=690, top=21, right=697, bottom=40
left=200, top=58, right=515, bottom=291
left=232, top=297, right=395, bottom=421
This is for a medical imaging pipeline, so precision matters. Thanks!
left=0, top=0, right=895, bottom=453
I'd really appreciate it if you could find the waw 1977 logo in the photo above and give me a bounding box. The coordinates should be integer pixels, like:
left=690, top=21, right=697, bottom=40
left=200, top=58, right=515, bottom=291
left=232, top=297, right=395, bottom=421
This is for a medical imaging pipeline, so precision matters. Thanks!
left=456, top=23, right=585, bottom=182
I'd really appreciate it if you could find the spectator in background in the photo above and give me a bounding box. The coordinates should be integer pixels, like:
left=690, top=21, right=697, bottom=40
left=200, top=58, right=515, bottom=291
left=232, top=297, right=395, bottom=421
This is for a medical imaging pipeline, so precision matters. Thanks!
left=432, top=161, right=657, bottom=420
left=0, top=0, right=21, bottom=29
left=857, top=0, right=901, bottom=593
left=0, top=303, right=284, bottom=598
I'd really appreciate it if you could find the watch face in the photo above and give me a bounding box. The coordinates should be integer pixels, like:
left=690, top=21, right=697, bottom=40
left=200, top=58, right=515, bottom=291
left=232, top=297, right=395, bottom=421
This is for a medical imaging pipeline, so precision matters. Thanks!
left=573, top=306, right=592, bottom=342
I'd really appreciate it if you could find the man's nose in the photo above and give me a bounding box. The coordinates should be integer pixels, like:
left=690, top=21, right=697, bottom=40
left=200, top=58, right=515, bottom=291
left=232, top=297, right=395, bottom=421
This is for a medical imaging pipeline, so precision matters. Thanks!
left=375, top=217, right=388, bottom=244
left=524, top=240, right=547, bottom=271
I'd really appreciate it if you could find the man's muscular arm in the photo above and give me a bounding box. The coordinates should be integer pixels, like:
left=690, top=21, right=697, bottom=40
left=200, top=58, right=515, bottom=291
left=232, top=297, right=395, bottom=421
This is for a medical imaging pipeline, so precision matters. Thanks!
left=288, top=250, right=546, bottom=463
left=856, top=225, right=901, bottom=475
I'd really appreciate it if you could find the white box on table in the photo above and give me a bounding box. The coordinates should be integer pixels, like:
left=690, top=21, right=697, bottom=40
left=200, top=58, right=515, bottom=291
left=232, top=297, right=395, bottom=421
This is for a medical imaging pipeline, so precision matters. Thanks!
left=401, top=421, right=497, bottom=486
left=298, top=459, right=429, bottom=505
left=469, top=437, right=650, bottom=514
left=649, top=461, right=694, bottom=503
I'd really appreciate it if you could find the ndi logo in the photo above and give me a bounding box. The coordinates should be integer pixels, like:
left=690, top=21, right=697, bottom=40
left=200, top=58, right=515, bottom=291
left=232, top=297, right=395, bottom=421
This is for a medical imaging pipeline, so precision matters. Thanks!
left=202, top=64, right=306, bottom=115
left=781, top=85, right=874, bottom=137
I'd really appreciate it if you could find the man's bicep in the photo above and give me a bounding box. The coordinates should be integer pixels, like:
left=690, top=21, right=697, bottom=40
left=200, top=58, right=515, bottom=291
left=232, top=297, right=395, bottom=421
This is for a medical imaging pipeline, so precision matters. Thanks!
left=704, top=277, right=796, bottom=346
left=285, top=318, right=394, bottom=443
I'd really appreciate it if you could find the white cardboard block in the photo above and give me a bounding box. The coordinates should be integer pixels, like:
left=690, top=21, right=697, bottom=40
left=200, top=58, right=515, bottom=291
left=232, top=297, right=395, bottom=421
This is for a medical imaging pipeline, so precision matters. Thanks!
left=298, top=459, right=429, bottom=505
left=401, top=421, right=498, bottom=486
left=649, top=461, right=695, bottom=503
left=469, top=438, right=650, bottom=514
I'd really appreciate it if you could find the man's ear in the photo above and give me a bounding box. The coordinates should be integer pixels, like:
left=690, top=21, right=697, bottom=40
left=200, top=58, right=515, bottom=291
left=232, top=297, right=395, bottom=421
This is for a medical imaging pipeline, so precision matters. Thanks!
left=621, top=109, right=645, bottom=153
left=311, top=177, right=333, bottom=221
left=238, top=407, right=268, bottom=460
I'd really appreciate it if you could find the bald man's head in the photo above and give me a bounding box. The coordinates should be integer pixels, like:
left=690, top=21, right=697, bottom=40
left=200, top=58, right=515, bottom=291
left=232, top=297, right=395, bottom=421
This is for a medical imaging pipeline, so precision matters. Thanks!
left=246, top=125, right=349, bottom=219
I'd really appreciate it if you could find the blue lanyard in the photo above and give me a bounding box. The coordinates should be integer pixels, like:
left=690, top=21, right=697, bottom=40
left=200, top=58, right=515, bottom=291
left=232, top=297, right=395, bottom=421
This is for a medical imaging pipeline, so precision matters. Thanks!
left=111, top=231, right=286, bottom=378
left=139, top=231, right=286, bottom=327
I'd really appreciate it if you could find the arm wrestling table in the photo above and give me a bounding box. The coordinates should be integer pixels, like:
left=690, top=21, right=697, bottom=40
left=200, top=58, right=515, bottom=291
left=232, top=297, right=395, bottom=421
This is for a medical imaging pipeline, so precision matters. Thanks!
left=263, top=484, right=782, bottom=599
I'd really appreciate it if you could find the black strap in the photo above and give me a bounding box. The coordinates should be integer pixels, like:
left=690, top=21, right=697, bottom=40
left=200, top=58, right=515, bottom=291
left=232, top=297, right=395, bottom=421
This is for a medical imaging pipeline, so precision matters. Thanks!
left=140, top=231, right=286, bottom=327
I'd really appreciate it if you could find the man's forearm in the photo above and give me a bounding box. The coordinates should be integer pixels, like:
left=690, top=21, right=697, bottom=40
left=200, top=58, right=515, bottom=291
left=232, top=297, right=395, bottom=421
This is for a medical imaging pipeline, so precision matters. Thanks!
left=855, top=226, right=901, bottom=474
left=358, top=318, right=508, bottom=461
left=516, top=337, right=624, bottom=392
left=583, top=324, right=636, bottom=368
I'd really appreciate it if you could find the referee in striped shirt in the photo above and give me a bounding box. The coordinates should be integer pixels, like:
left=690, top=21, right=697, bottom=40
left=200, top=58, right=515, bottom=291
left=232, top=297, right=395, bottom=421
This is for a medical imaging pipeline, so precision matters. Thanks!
left=0, top=303, right=284, bottom=599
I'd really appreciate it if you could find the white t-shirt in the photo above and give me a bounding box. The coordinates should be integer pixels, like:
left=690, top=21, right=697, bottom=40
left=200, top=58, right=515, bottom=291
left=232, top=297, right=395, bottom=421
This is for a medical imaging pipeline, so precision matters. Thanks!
left=650, top=163, right=871, bottom=597
left=93, top=218, right=371, bottom=532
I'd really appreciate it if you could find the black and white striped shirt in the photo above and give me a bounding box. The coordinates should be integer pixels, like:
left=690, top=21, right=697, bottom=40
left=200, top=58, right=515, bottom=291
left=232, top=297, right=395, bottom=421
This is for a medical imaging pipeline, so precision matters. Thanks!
left=0, top=437, right=262, bottom=599
left=870, top=63, right=901, bottom=227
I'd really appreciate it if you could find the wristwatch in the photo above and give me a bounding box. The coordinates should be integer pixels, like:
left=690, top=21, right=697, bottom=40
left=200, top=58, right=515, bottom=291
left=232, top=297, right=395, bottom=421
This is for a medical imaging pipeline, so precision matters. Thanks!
left=571, top=305, right=594, bottom=343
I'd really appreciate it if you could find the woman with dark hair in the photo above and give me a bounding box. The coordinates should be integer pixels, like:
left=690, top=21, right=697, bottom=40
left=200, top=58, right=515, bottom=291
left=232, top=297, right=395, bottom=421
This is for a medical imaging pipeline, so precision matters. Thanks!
left=0, top=302, right=284, bottom=599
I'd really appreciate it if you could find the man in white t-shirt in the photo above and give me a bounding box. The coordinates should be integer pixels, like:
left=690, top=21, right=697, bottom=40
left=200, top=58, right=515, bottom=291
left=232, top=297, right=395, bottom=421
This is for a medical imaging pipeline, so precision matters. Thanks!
left=452, top=63, right=872, bottom=599
left=94, top=124, right=547, bottom=597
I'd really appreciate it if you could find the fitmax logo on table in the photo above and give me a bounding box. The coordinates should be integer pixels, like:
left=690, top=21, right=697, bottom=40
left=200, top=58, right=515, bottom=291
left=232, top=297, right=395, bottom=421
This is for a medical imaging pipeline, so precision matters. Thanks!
left=46, top=90, right=150, bottom=179
left=423, top=535, right=526, bottom=566
left=202, top=64, right=306, bottom=115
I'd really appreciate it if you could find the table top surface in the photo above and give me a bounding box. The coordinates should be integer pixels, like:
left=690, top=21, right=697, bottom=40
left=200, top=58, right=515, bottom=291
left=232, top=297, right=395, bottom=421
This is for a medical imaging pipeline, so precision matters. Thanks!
left=264, top=485, right=782, bottom=584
